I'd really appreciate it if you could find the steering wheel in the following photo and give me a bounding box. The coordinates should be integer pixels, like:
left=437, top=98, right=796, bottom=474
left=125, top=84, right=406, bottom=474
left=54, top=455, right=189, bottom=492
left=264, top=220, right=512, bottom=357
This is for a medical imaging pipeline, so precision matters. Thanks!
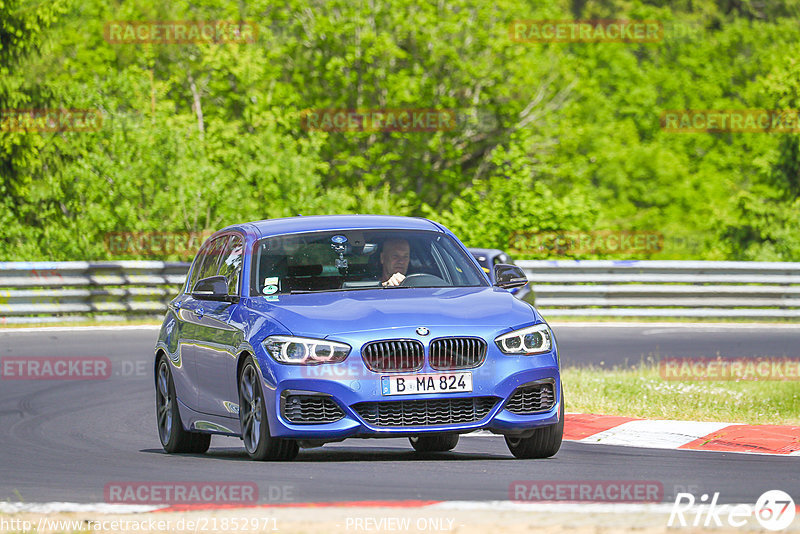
left=399, top=273, right=447, bottom=287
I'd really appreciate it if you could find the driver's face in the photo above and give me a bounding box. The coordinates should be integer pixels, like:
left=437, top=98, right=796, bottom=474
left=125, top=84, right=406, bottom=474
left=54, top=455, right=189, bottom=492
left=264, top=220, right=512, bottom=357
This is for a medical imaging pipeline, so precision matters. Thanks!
left=380, top=239, right=410, bottom=280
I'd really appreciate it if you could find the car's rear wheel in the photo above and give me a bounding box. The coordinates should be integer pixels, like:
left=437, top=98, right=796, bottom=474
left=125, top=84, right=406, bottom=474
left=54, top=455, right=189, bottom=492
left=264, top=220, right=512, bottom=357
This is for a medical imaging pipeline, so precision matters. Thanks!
left=156, top=356, right=211, bottom=454
left=239, top=357, right=299, bottom=461
left=409, top=433, right=459, bottom=452
left=505, top=390, right=564, bottom=459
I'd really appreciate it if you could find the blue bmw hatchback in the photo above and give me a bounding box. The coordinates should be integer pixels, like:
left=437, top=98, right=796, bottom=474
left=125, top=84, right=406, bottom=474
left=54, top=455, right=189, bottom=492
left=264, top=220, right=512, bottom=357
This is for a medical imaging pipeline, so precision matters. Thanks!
left=154, top=215, right=563, bottom=460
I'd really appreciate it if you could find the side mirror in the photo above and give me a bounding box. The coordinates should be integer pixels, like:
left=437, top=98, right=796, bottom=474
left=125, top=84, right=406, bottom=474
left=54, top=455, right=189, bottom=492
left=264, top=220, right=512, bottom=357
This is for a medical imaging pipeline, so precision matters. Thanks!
left=192, top=275, right=238, bottom=302
left=494, top=264, right=528, bottom=289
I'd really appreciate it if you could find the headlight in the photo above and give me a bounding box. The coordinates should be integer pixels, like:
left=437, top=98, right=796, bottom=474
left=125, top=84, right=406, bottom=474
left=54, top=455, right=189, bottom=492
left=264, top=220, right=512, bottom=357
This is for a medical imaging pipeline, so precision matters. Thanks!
left=263, top=335, right=351, bottom=365
left=495, top=323, right=552, bottom=355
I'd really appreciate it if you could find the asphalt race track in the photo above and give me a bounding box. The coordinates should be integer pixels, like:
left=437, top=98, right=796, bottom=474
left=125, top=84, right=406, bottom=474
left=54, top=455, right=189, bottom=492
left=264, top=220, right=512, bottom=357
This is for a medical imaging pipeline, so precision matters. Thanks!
left=552, top=322, right=800, bottom=368
left=0, top=325, right=798, bottom=506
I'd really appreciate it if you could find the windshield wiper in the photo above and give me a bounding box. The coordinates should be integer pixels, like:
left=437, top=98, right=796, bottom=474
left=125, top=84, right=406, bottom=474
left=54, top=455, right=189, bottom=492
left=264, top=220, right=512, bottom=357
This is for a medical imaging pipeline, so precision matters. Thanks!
left=287, top=287, right=386, bottom=294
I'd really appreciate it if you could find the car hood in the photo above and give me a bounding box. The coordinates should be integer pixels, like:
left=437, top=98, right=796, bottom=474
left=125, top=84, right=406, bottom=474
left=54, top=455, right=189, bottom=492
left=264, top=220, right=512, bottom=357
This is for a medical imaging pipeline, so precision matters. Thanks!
left=246, top=287, right=539, bottom=338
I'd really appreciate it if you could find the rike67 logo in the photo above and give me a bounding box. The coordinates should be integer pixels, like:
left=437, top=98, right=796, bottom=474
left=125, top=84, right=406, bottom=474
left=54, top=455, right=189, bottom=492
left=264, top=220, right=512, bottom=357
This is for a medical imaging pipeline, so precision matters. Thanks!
left=668, top=490, right=795, bottom=531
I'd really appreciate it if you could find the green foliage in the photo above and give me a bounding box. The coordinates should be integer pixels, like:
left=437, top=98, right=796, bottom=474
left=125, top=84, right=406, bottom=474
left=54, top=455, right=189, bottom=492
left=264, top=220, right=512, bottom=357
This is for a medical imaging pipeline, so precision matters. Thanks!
left=2, top=0, right=800, bottom=261
left=718, top=43, right=800, bottom=260
left=1, top=0, right=68, bottom=250
left=432, top=136, right=599, bottom=253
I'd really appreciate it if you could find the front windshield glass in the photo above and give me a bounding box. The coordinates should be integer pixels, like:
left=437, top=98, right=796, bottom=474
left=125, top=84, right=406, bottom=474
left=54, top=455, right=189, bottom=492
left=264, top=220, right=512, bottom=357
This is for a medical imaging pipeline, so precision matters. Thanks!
left=251, top=229, right=488, bottom=294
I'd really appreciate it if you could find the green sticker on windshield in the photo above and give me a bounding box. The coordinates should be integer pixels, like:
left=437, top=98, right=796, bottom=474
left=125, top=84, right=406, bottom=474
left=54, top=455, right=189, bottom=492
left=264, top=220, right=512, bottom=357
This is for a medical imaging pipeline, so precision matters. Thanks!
left=264, top=284, right=278, bottom=295
left=265, top=295, right=279, bottom=301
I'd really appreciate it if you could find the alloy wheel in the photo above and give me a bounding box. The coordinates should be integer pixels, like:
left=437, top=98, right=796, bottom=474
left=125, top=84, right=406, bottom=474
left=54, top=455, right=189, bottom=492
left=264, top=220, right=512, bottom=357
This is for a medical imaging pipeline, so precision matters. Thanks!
left=156, top=361, right=173, bottom=444
left=240, top=364, right=263, bottom=454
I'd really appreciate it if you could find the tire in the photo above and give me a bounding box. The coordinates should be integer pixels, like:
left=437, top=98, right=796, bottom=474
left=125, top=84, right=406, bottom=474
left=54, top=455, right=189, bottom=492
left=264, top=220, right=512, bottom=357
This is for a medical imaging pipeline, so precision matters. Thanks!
left=156, top=356, right=211, bottom=454
left=409, top=433, right=459, bottom=452
left=239, top=357, right=299, bottom=461
left=505, top=390, right=564, bottom=459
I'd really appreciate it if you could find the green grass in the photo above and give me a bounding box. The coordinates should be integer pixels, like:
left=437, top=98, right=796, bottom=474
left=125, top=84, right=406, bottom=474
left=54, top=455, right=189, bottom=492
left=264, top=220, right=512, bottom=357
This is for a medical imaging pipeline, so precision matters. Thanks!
left=562, top=364, right=800, bottom=425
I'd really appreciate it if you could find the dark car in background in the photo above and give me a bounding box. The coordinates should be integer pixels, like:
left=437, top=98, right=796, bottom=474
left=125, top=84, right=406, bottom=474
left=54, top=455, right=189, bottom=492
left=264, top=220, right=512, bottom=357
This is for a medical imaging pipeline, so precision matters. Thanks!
left=469, top=248, right=534, bottom=305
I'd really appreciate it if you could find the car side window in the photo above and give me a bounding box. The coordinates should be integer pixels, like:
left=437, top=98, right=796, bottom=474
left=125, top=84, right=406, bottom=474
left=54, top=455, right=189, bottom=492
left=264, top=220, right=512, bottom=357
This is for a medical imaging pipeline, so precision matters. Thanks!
left=432, top=244, right=461, bottom=285
left=402, top=238, right=441, bottom=279
left=195, top=236, right=229, bottom=286
left=186, top=247, right=209, bottom=294
left=218, top=235, right=244, bottom=295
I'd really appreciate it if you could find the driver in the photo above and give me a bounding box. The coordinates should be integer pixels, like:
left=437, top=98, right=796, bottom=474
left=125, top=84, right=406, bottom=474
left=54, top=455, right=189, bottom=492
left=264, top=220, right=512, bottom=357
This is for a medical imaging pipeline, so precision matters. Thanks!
left=380, top=238, right=410, bottom=287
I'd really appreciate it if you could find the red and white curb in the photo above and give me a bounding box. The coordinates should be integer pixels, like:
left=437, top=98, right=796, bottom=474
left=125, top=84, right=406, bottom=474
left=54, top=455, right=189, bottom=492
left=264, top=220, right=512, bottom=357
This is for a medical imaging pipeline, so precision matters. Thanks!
left=468, top=413, right=800, bottom=456
left=562, top=413, right=800, bottom=456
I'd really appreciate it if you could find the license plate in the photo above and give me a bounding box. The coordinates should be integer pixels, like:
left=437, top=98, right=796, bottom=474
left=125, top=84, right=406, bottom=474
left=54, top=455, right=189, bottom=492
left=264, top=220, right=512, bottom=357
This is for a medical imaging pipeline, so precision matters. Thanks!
left=381, top=372, right=473, bottom=396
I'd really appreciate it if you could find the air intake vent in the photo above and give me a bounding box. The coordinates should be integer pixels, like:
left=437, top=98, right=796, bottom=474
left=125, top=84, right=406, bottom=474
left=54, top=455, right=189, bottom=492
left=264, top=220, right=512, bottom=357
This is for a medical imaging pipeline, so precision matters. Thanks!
left=283, top=395, right=345, bottom=424
left=505, top=382, right=556, bottom=415
left=353, top=397, right=499, bottom=427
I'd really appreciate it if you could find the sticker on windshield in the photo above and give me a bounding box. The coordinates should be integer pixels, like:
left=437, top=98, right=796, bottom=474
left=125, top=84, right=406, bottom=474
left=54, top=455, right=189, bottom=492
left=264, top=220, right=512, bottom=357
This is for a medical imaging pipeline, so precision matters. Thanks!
left=264, top=284, right=278, bottom=295
left=331, top=235, right=349, bottom=268
left=264, top=276, right=279, bottom=286
left=264, top=295, right=279, bottom=301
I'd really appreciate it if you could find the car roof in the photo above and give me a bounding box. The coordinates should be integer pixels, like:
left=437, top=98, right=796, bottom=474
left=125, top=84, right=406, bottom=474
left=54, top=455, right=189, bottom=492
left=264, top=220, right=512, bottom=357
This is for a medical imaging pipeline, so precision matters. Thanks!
left=220, top=214, right=445, bottom=240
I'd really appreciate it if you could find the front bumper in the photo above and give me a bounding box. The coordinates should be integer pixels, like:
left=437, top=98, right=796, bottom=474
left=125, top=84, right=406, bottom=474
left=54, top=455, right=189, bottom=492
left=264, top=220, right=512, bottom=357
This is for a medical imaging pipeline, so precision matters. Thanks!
left=256, top=348, right=561, bottom=440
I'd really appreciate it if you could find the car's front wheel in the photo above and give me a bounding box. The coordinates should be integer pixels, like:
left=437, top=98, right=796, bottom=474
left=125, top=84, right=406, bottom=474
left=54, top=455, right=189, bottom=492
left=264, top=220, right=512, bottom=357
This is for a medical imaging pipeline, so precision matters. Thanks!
left=505, top=391, right=564, bottom=459
left=239, top=356, right=299, bottom=461
left=156, top=356, right=211, bottom=454
left=409, top=433, right=459, bottom=452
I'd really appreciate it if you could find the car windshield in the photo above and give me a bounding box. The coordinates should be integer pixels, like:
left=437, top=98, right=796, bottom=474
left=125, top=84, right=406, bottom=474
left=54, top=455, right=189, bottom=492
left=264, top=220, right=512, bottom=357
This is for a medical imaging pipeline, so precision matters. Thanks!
left=252, top=229, right=488, bottom=294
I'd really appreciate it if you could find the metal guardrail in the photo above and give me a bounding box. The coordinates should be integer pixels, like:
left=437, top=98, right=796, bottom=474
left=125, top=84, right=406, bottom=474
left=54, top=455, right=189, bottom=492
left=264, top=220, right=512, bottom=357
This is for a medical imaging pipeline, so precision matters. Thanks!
left=518, top=260, right=800, bottom=318
left=1, top=260, right=799, bottom=323
left=0, top=262, right=189, bottom=324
